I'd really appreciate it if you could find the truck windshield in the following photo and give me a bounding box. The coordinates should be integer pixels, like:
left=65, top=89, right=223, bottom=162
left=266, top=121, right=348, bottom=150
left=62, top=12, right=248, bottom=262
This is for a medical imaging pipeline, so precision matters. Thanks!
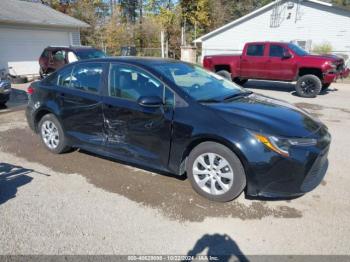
left=155, top=63, right=244, bottom=102
left=288, top=44, right=309, bottom=56
left=75, top=49, right=106, bottom=60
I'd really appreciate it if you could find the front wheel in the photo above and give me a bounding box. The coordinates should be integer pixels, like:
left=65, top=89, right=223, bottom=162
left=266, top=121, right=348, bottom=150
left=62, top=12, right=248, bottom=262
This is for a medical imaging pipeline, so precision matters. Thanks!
left=38, top=114, right=70, bottom=154
left=187, top=142, right=246, bottom=202
left=295, top=75, right=322, bottom=98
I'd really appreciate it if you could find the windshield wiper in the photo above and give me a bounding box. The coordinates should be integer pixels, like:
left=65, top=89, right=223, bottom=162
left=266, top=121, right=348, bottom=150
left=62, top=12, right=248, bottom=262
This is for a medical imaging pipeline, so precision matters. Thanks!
left=197, top=98, right=222, bottom=103
left=222, top=91, right=253, bottom=101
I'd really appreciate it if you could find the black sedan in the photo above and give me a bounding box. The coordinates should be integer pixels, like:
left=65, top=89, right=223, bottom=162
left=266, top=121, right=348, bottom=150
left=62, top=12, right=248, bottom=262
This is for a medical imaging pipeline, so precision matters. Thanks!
left=26, top=57, right=331, bottom=202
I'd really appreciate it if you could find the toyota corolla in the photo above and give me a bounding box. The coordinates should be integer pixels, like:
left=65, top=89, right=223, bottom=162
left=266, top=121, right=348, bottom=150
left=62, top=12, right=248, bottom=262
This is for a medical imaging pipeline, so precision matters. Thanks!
left=26, top=58, right=331, bottom=202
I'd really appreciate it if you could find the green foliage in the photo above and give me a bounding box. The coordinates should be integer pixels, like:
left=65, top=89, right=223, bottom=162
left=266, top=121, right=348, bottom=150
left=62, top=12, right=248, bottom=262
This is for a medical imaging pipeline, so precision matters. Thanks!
left=43, top=0, right=284, bottom=57
left=313, top=42, right=333, bottom=54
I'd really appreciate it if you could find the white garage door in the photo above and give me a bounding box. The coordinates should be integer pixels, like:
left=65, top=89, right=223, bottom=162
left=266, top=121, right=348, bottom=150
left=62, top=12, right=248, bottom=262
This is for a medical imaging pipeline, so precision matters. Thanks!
left=0, top=26, right=72, bottom=76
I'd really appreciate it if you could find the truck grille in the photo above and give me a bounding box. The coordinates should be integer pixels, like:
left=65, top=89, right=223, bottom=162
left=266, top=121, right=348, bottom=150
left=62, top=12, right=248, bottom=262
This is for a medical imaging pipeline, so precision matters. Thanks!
left=337, top=63, right=344, bottom=72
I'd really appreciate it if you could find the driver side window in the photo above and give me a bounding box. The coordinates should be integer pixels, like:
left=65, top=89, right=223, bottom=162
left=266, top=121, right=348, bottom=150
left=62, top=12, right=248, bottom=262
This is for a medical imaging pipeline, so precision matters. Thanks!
left=109, top=64, right=164, bottom=102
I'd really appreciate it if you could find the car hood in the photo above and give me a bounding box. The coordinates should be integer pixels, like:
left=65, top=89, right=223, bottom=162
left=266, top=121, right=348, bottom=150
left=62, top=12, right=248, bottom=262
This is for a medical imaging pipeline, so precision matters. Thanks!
left=206, top=93, right=323, bottom=138
left=304, top=54, right=343, bottom=63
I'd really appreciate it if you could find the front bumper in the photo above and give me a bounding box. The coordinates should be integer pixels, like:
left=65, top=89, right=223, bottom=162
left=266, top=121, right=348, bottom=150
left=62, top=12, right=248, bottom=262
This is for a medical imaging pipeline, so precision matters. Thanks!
left=255, top=147, right=329, bottom=198
left=323, top=67, right=350, bottom=84
left=244, top=127, right=331, bottom=198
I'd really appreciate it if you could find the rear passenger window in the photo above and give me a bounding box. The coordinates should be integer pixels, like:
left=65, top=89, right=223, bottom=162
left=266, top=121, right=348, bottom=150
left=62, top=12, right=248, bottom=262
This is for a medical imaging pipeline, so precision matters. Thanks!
left=247, top=44, right=265, bottom=57
left=70, top=63, right=103, bottom=93
left=54, top=66, right=73, bottom=87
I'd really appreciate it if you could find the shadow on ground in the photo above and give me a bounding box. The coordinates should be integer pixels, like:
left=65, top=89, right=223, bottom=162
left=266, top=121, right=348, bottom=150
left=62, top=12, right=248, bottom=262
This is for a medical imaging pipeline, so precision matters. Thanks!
left=186, top=234, right=248, bottom=262
left=0, top=163, right=33, bottom=205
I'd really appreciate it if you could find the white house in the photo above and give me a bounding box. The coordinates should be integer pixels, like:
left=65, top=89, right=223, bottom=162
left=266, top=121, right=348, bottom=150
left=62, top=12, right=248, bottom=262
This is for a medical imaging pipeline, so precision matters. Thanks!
left=0, top=0, right=89, bottom=76
left=194, top=0, right=350, bottom=61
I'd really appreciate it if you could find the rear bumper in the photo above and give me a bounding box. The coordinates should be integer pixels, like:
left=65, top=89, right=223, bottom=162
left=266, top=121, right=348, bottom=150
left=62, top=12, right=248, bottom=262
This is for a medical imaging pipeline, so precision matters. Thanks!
left=25, top=105, right=36, bottom=132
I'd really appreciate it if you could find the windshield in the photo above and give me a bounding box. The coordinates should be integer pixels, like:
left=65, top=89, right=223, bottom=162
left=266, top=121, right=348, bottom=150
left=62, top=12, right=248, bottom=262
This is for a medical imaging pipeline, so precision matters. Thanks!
left=75, top=49, right=106, bottom=60
left=154, top=63, right=244, bottom=102
left=288, top=44, right=309, bottom=56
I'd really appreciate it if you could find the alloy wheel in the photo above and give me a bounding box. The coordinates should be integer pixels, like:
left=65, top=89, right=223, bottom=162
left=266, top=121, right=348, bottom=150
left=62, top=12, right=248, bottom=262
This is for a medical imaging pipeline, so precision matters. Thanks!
left=41, top=120, right=60, bottom=149
left=192, top=153, right=234, bottom=195
left=300, top=80, right=317, bottom=95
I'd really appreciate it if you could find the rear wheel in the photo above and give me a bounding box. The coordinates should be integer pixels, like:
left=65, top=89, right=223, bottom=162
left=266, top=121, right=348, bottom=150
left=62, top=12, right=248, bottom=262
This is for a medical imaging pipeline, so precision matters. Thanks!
left=38, top=114, right=70, bottom=154
left=216, top=70, right=232, bottom=81
left=187, top=142, right=246, bottom=202
left=296, top=74, right=322, bottom=98
left=322, top=83, right=331, bottom=91
left=233, top=78, right=248, bottom=86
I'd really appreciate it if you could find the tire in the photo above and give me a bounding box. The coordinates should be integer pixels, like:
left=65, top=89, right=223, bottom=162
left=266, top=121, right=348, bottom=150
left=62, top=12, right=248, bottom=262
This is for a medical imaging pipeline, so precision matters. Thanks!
left=38, top=114, right=70, bottom=154
left=187, top=142, right=246, bottom=202
left=322, top=83, right=331, bottom=91
left=295, top=75, right=322, bottom=98
left=216, top=70, right=232, bottom=81
left=233, top=78, right=248, bottom=86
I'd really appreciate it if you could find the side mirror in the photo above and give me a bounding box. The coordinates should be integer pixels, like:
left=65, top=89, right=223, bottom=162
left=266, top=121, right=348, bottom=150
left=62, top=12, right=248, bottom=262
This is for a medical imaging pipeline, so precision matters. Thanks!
left=138, top=96, right=163, bottom=108
left=282, top=50, right=292, bottom=59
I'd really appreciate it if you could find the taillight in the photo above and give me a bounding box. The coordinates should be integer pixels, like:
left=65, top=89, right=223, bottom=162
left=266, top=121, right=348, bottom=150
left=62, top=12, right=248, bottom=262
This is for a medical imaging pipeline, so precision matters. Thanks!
left=27, top=86, right=34, bottom=95
left=203, top=57, right=212, bottom=69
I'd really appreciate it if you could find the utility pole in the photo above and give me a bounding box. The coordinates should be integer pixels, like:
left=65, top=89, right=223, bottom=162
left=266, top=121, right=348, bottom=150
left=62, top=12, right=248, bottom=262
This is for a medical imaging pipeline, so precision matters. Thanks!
left=161, top=30, right=165, bottom=58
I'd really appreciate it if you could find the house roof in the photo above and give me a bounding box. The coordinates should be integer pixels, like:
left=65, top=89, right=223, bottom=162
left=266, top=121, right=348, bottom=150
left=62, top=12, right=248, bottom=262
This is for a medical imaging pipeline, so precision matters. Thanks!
left=194, top=0, right=335, bottom=43
left=0, top=0, right=89, bottom=29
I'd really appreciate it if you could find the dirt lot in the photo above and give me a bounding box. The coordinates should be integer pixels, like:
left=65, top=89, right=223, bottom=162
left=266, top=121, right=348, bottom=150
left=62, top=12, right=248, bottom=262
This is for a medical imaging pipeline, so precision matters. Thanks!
left=1, top=81, right=350, bottom=257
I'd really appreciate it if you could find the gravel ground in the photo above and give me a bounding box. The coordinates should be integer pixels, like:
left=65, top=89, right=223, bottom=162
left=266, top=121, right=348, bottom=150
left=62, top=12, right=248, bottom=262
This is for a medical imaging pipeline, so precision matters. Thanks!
left=1, top=81, right=350, bottom=257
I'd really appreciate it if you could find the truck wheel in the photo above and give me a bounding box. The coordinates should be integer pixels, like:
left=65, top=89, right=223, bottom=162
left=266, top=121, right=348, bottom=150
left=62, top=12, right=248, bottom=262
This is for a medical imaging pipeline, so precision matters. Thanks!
left=233, top=78, right=248, bottom=86
left=296, top=75, right=322, bottom=98
left=216, top=70, right=232, bottom=81
left=187, top=142, right=246, bottom=202
left=322, top=83, right=331, bottom=91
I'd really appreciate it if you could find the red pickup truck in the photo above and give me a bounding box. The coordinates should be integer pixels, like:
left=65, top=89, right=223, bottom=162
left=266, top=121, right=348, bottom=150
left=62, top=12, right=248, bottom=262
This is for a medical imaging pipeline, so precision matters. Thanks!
left=203, top=42, right=350, bottom=98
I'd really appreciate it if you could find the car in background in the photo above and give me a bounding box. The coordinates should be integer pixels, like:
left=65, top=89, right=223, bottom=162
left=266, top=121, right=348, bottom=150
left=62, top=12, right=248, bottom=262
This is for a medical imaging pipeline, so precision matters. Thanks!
left=39, top=46, right=106, bottom=78
left=0, top=69, right=11, bottom=106
left=0, top=79, right=11, bottom=106
left=203, top=42, right=350, bottom=98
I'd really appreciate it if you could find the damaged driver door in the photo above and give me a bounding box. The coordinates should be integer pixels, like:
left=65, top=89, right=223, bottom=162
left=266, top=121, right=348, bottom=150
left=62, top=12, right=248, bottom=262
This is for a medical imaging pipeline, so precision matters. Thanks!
left=102, top=63, right=174, bottom=170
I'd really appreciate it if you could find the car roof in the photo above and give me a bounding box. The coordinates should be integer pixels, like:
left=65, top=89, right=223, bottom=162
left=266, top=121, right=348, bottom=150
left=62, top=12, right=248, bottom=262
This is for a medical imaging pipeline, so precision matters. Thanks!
left=246, top=41, right=289, bottom=45
left=72, top=56, right=184, bottom=66
left=45, top=46, right=100, bottom=52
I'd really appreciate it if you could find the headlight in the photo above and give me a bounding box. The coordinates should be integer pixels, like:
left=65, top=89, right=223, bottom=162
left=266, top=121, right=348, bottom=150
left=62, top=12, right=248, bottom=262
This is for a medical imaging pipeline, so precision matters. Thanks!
left=324, top=61, right=337, bottom=71
left=254, top=134, right=317, bottom=157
